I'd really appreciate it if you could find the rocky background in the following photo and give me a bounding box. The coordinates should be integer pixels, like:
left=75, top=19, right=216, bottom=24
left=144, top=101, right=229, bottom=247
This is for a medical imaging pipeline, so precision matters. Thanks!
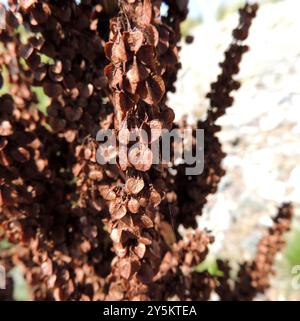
left=1, top=0, right=299, bottom=301
left=170, top=0, right=300, bottom=300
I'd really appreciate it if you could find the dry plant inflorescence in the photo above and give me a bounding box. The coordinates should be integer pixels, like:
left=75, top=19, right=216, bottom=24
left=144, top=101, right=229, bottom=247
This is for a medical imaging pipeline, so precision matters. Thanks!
left=0, top=0, right=293, bottom=301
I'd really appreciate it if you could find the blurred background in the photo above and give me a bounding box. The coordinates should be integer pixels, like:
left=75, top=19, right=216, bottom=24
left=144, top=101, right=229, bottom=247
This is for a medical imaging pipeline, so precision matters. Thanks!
left=169, top=0, right=300, bottom=301
left=1, top=0, right=300, bottom=301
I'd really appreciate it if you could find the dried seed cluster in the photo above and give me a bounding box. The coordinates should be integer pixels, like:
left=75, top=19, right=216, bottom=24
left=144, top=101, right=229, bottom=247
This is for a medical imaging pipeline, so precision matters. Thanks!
left=207, top=3, right=259, bottom=127
left=234, top=203, right=294, bottom=300
left=152, top=230, right=216, bottom=300
left=216, top=203, right=294, bottom=301
left=0, top=1, right=293, bottom=302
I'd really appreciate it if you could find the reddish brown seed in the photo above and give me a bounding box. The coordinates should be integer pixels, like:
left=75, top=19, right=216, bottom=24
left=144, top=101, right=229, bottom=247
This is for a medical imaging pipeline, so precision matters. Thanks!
left=11, top=147, right=31, bottom=163
left=119, top=259, right=132, bottom=280
left=0, top=121, right=13, bottom=136
left=125, top=30, right=144, bottom=53
left=128, top=143, right=153, bottom=172
left=127, top=198, right=140, bottom=213
left=134, top=242, right=146, bottom=259
left=125, top=177, right=145, bottom=195
left=109, top=201, right=127, bottom=220
left=99, top=185, right=116, bottom=201
left=110, top=228, right=123, bottom=243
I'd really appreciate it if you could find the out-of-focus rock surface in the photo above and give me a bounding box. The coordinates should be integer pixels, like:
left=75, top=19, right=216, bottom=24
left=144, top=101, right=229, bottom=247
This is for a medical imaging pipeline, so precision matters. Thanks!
left=170, top=0, right=300, bottom=300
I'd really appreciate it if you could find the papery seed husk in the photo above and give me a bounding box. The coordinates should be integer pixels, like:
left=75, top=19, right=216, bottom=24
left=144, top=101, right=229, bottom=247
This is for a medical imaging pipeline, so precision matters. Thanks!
left=125, top=177, right=145, bottom=195
left=128, top=143, right=153, bottom=172
left=128, top=198, right=140, bottom=213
